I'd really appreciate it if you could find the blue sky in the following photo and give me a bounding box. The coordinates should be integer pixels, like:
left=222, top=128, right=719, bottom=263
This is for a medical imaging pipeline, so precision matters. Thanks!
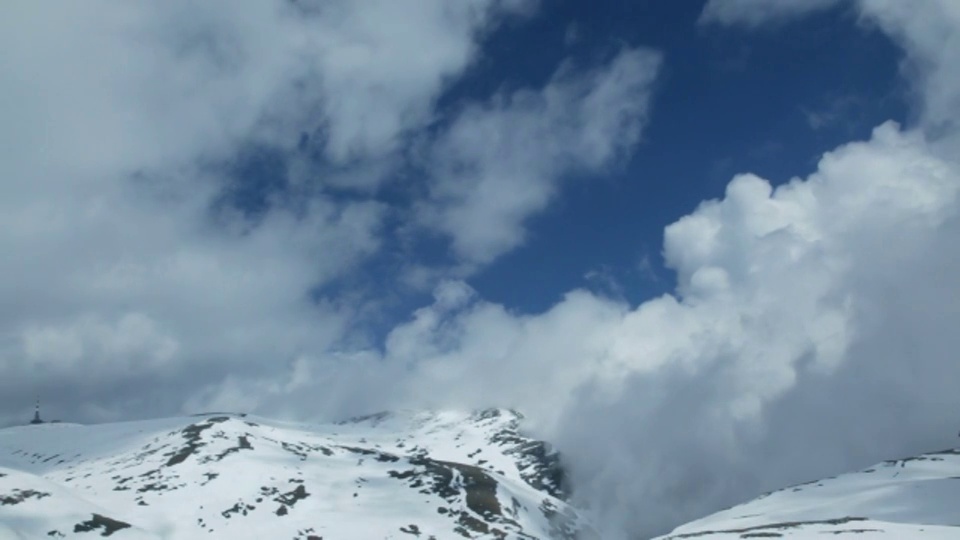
left=2, top=1, right=960, bottom=537
left=221, top=0, right=913, bottom=331
left=227, top=0, right=916, bottom=329
left=465, top=0, right=908, bottom=311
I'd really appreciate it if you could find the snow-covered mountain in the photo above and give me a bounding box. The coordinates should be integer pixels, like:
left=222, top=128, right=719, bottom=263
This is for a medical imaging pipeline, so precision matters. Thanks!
left=0, top=409, right=595, bottom=539
left=654, top=447, right=960, bottom=539
left=9, top=408, right=959, bottom=540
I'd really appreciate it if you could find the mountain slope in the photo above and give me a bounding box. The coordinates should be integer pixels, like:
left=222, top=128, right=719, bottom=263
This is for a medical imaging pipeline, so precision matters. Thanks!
left=655, top=447, right=960, bottom=539
left=0, top=409, right=593, bottom=539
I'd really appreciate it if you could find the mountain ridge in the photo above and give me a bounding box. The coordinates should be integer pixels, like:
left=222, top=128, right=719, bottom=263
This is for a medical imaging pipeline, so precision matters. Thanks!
left=0, top=409, right=594, bottom=539
left=653, top=445, right=960, bottom=539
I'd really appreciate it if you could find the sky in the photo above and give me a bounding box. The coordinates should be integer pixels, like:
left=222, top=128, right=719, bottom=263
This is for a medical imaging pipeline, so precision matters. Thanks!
left=2, top=0, right=960, bottom=538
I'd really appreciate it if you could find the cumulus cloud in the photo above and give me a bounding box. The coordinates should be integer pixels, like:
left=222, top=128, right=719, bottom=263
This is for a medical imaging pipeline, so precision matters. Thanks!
left=699, top=0, right=845, bottom=28
left=559, top=122, right=959, bottom=537
left=541, top=2, right=960, bottom=536
left=361, top=122, right=959, bottom=538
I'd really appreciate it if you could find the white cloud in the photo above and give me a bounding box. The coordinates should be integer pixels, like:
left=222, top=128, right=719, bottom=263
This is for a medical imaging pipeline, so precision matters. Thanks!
left=859, top=0, right=960, bottom=135
left=5, top=2, right=960, bottom=540
left=116, top=2, right=960, bottom=538
left=420, top=48, right=661, bottom=268
left=362, top=119, right=959, bottom=539
left=699, top=0, right=846, bottom=27
left=326, top=2, right=960, bottom=537
left=0, top=0, right=534, bottom=423
left=383, top=2, right=960, bottom=537
left=0, top=0, right=663, bottom=427
left=23, top=313, right=179, bottom=374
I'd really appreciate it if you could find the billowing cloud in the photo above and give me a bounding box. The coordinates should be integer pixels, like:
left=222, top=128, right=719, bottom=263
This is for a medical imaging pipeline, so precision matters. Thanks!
left=360, top=117, right=957, bottom=536
left=218, top=109, right=960, bottom=537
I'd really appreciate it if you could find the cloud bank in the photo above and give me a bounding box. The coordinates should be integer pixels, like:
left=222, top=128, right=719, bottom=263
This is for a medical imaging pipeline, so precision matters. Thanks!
left=1, top=0, right=520, bottom=420
left=0, top=1, right=659, bottom=424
